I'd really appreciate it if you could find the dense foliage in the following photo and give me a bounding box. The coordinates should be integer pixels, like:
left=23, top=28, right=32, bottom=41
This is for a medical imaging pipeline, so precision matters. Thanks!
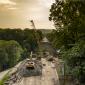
left=0, top=28, right=43, bottom=71
left=0, top=29, right=42, bottom=52
left=48, top=0, right=85, bottom=84
left=0, top=40, right=23, bottom=71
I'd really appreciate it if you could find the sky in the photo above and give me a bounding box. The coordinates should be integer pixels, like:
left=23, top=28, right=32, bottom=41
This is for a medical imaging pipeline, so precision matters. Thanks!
left=0, top=0, right=55, bottom=29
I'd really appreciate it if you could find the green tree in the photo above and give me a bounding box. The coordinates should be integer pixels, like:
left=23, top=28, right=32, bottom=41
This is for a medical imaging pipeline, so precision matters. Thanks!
left=6, top=40, right=23, bottom=67
left=0, top=40, right=23, bottom=71
left=49, top=0, right=85, bottom=43
left=48, top=0, right=85, bottom=84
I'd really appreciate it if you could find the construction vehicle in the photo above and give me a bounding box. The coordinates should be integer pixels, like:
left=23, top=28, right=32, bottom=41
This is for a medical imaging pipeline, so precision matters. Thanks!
left=25, top=61, right=35, bottom=69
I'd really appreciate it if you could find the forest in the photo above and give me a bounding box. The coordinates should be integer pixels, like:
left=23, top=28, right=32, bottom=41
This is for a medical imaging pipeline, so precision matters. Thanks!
left=47, top=0, right=85, bottom=84
left=0, top=28, right=43, bottom=71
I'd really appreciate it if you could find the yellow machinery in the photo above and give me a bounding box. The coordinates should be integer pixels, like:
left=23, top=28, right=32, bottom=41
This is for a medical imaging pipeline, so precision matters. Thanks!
left=25, top=61, right=35, bottom=69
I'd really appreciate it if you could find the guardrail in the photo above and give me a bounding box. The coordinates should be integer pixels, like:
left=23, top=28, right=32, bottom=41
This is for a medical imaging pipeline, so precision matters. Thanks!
left=54, top=58, right=75, bottom=85
left=4, top=58, right=43, bottom=85
left=4, top=59, right=27, bottom=85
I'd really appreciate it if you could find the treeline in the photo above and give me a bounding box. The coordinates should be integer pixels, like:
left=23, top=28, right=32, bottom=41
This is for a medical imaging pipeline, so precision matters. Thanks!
left=48, top=0, right=85, bottom=84
left=0, top=28, right=43, bottom=71
left=0, top=40, right=23, bottom=71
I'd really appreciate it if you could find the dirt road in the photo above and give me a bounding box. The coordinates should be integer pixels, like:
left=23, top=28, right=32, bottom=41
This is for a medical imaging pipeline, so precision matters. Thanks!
left=13, top=58, right=59, bottom=85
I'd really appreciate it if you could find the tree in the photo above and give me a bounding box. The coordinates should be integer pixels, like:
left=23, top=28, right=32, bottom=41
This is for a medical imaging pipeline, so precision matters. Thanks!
left=0, top=28, right=43, bottom=52
left=49, top=0, right=85, bottom=84
left=6, top=40, right=23, bottom=67
left=0, top=40, right=23, bottom=71
left=62, top=41, right=85, bottom=83
left=49, top=0, right=85, bottom=42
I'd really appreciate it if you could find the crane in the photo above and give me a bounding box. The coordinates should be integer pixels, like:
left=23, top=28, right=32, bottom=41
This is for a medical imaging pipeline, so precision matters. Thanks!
left=30, top=20, right=40, bottom=45
left=30, top=20, right=40, bottom=59
left=30, top=20, right=36, bottom=29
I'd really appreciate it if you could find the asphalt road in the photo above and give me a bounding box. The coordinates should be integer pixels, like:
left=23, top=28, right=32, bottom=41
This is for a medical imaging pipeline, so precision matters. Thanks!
left=13, top=58, right=60, bottom=85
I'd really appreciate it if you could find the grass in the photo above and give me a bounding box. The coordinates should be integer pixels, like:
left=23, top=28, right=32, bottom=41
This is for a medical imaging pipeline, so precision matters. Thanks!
left=0, top=73, right=10, bottom=85
left=0, top=69, right=13, bottom=85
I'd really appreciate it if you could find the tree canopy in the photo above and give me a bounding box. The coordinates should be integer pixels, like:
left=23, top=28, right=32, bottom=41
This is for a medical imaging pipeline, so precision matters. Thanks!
left=48, top=0, right=85, bottom=84
left=0, top=40, right=23, bottom=71
left=0, top=28, right=43, bottom=71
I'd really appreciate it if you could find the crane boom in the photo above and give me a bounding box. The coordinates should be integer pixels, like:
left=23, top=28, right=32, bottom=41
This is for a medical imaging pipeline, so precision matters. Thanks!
left=30, top=20, right=40, bottom=51
left=30, top=20, right=36, bottom=29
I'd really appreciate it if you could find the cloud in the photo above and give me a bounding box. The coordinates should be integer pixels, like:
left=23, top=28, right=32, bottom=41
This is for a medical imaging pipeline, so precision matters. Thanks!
left=12, top=0, right=39, bottom=4
left=0, top=0, right=17, bottom=10
left=39, top=0, right=55, bottom=8
left=8, top=7, right=17, bottom=10
left=0, top=0, right=16, bottom=5
left=0, top=0, right=55, bottom=29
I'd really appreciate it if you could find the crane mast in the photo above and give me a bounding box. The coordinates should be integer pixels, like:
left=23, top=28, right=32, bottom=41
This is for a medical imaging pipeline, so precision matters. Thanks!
left=30, top=20, right=40, bottom=45
left=30, top=20, right=40, bottom=59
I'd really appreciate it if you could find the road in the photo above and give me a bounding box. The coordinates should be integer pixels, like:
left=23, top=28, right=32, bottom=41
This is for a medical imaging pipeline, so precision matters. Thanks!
left=13, top=58, right=60, bottom=85
left=0, top=61, right=23, bottom=81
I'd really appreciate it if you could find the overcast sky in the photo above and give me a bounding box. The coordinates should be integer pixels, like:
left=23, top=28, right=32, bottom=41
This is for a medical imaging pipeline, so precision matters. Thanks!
left=0, top=0, right=55, bottom=29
